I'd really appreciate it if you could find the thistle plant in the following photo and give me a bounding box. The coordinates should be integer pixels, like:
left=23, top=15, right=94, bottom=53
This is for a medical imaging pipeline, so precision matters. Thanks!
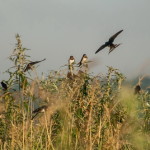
left=6, top=34, right=30, bottom=91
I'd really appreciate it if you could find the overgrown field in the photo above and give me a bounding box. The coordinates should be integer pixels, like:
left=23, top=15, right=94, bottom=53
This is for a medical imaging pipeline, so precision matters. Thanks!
left=0, top=35, right=150, bottom=150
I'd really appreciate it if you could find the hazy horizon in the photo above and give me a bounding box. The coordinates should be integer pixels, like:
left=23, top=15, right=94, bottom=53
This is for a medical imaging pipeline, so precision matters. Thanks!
left=0, top=0, right=150, bottom=80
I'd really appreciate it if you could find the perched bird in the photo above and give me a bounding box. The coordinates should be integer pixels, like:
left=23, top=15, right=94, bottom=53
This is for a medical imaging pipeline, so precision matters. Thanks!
left=68, top=56, right=75, bottom=70
left=24, top=58, right=46, bottom=72
left=31, top=105, right=48, bottom=120
left=78, top=54, right=88, bottom=67
left=134, top=85, right=141, bottom=95
left=95, top=30, right=123, bottom=54
left=68, top=56, right=75, bottom=65
left=1, top=81, right=8, bottom=90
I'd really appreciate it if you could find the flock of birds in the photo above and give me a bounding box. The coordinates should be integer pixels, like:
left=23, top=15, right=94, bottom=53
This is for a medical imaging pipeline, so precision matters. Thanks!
left=68, top=29, right=123, bottom=68
left=1, top=29, right=143, bottom=119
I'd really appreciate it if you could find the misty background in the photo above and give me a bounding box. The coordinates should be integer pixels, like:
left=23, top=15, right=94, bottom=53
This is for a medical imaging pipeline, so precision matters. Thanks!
left=0, top=0, right=150, bottom=80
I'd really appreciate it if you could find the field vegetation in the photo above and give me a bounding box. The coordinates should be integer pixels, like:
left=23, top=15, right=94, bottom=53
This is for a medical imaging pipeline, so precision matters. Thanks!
left=0, top=35, right=150, bottom=150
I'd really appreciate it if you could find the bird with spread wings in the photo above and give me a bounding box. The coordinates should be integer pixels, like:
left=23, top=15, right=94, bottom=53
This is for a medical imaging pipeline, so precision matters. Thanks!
left=24, top=58, right=46, bottom=72
left=95, top=30, right=123, bottom=54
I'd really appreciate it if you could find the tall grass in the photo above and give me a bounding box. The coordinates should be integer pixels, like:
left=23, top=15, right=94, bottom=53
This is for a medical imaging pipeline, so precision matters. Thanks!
left=0, top=35, right=150, bottom=150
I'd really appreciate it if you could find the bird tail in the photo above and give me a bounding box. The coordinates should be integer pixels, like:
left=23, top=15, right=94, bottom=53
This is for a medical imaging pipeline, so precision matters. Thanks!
left=77, top=62, right=82, bottom=67
left=108, top=43, right=121, bottom=54
left=31, top=112, right=39, bottom=120
left=40, top=58, right=46, bottom=62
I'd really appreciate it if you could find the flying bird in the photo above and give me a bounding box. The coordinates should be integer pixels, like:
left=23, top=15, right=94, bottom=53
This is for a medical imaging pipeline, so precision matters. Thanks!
left=24, top=58, right=46, bottom=72
left=1, top=81, right=8, bottom=90
left=31, top=105, right=48, bottom=120
left=78, top=54, right=88, bottom=67
left=95, top=30, right=123, bottom=54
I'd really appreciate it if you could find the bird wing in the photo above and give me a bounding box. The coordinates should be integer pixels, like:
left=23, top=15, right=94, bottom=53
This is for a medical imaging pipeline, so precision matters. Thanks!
left=31, top=113, right=39, bottom=120
left=78, top=61, right=82, bottom=67
left=24, top=58, right=46, bottom=72
left=30, top=58, right=46, bottom=66
left=77, top=56, right=84, bottom=67
left=24, top=64, right=31, bottom=72
left=32, top=107, right=42, bottom=113
left=95, top=44, right=107, bottom=54
left=32, top=105, right=47, bottom=113
left=109, top=30, right=123, bottom=43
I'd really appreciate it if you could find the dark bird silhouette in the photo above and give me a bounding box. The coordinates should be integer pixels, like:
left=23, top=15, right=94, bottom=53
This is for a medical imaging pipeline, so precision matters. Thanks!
left=134, top=85, right=141, bottom=95
left=95, top=30, right=123, bottom=54
left=78, top=54, right=88, bottom=67
left=31, top=105, right=48, bottom=120
left=24, top=58, right=46, bottom=72
left=1, top=81, right=8, bottom=90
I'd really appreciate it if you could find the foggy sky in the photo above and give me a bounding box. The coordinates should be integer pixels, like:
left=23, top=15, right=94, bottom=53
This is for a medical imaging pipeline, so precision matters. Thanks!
left=0, top=0, right=150, bottom=80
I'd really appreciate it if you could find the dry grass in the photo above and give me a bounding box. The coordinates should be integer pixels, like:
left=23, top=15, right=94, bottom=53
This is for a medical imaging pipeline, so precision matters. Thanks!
left=0, top=35, right=149, bottom=150
left=0, top=68, right=150, bottom=150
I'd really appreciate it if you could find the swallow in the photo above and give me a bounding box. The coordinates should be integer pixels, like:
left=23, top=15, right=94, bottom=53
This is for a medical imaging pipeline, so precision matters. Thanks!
left=68, top=56, right=75, bottom=70
left=78, top=54, right=88, bottom=67
left=134, top=85, right=141, bottom=95
left=68, top=56, right=75, bottom=65
left=31, top=105, right=48, bottom=120
left=24, top=58, right=46, bottom=72
left=1, top=81, right=8, bottom=90
left=95, top=30, right=123, bottom=54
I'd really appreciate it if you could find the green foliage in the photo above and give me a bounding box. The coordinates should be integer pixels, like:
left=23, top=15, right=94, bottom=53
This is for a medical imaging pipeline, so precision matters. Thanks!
left=5, top=34, right=30, bottom=91
left=0, top=35, right=149, bottom=150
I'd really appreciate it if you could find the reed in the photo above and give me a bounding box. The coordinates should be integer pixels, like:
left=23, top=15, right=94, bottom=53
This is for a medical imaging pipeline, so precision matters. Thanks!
left=0, top=35, right=149, bottom=150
